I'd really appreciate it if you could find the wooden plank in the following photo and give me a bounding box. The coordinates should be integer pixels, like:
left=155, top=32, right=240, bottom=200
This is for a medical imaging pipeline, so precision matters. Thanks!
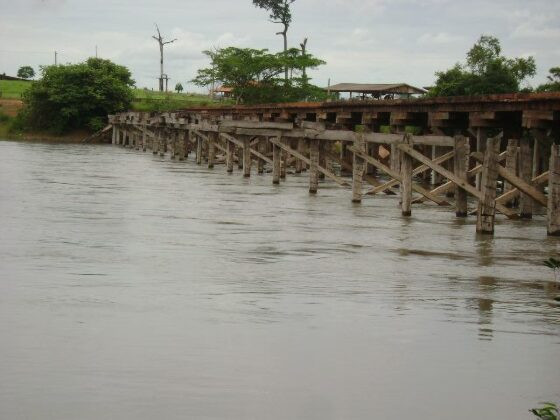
left=454, top=136, right=469, bottom=217
left=309, top=140, right=319, bottom=193
left=220, top=120, right=293, bottom=130
left=401, top=146, right=413, bottom=216
left=548, top=145, right=560, bottom=236
left=352, top=133, right=367, bottom=203
left=496, top=171, right=549, bottom=205
left=471, top=152, right=547, bottom=207
left=397, top=143, right=518, bottom=218
left=412, top=152, right=507, bottom=204
left=269, top=138, right=350, bottom=188
left=476, top=137, right=500, bottom=234
left=348, top=145, right=450, bottom=206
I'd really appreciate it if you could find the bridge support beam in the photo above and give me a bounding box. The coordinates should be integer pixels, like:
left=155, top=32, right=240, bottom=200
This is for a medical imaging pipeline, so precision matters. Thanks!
left=548, top=144, right=560, bottom=236
left=476, top=137, right=500, bottom=234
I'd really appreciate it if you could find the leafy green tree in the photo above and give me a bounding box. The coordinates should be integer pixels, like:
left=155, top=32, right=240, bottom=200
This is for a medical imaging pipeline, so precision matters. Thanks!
left=191, top=46, right=325, bottom=104
left=429, top=35, right=536, bottom=97
left=536, top=67, right=560, bottom=92
left=17, top=66, right=35, bottom=79
left=20, top=57, right=134, bottom=133
left=175, top=82, right=184, bottom=93
left=253, top=0, right=296, bottom=80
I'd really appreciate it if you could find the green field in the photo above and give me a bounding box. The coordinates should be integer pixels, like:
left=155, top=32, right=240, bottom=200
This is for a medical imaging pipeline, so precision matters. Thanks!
left=0, top=80, right=228, bottom=110
left=0, top=80, right=32, bottom=99
left=131, top=88, right=230, bottom=111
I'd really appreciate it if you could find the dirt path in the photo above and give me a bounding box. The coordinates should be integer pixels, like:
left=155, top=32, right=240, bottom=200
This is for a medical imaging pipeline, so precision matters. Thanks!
left=0, top=99, right=23, bottom=117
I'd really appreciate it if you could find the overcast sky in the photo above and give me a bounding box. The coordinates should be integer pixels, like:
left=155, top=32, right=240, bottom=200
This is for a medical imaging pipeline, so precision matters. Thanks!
left=1, top=0, right=559, bottom=92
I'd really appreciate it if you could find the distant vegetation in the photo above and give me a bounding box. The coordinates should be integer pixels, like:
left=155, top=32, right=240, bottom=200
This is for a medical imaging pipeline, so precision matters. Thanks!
left=130, top=89, right=228, bottom=111
left=536, top=67, right=560, bottom=93
left=14, top=58, right=134, bottom=133
left=429, top=35, right=537, bottom=97
left=17, top=66, right=35, bottom=80
left=191, top=47, right=327, bottom=104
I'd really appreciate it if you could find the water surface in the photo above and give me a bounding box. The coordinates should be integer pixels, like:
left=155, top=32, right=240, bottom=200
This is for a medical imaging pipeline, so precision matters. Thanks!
left=0, top=140, right=558, bottom=419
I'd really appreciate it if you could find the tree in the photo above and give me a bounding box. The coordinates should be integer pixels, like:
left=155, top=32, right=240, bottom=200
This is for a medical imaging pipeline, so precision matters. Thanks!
left=17, top=66, right=35, bottom=80
left=175, top=82, right=184, bottom=93
left=20, top=57, right=134, bottom=133
left=152, top=24, right=177, bottom=92
left=191, top=46, right=325, bottom=104
left=253, top=0, right=296, bottom=81
left=536, top=67, right=560, bottom=92
left=429, top=35, right=536, bottom=97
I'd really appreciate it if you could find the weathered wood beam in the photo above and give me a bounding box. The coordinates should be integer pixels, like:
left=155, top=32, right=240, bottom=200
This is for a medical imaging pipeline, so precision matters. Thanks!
left=396, top=143, right=517, bottom=218
left=219, top=132, right=273, bottom=164
left=367, top=151, right=454, bottom=195
left=471, top=152, right=547, bottom=207
left=548, top=144, right=560, bottom=236
left=348, top=145, right=450, bottom=206
left=269, top=138, right=350, bottom=188
left=476, top=137, right=501, bottom=234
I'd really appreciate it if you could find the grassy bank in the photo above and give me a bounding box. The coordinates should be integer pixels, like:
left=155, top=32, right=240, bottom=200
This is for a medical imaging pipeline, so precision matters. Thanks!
left=131, top=88, right=231, bottom=111
left=0, top=80, right=32, bottom=99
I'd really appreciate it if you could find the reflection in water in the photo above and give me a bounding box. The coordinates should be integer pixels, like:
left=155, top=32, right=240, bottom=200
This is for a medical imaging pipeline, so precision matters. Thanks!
left=0, top=141, right=559, bottom=420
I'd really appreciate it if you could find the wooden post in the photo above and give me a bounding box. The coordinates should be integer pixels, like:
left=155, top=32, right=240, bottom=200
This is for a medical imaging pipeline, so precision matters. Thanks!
left=208, top=132, right=216, bottom=168
left=237, top=146, right=243, bottom=169
left=504, top=139, right=519, bottom=195
left=476, top=127, right=487, bottom=190
left=243, top=136, right=251, bottom=177
left=519, top=136, right=533, bottom=219
left=112, top=126, right=117, bottom=144
left=280, top=145, right=287, bottom=179
left=226, top=140, right=234, bottom=173
left=295, top=138, right=304, bottom=173
left=309, top=139, right=319, bottom=194
left=400, top=139, right=413, bottom=215
left=454, top=135, right=469, bottom=217
left=272, top=142, right=281, bottom=185
left=142, top=128, right=147, bottom=152
left=159, top=130, right=165, bottom=157
left=476, top=137, right=500, bottom=234
left=153, top=130, right=158, bottom=154
left=547, top=144, right=560, bottom=236
left=352, top=132, right=366, bottom=203
left=177, top=131, right=185, bottom=160
left=196, top=135, right=203, bottom=165
left=257, top=139, right=264, bottom=174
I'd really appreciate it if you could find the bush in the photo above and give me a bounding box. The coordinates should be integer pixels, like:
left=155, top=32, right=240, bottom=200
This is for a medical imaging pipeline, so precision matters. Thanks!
left=20, top=57, right=134, bottom=133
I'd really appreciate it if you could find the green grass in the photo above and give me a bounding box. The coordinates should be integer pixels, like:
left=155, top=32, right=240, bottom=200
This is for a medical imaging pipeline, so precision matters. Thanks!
left=131, top=88, right=232, bottom=111
left=0, top=80, right=33, bottom=99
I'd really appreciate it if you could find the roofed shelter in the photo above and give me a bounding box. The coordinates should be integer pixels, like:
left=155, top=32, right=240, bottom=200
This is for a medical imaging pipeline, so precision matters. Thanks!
left=325, top=83, right=427, bottom=100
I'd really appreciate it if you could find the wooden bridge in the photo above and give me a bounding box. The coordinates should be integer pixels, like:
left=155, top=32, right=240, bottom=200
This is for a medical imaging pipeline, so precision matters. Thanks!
left=108, top=92, right=560, bottom=236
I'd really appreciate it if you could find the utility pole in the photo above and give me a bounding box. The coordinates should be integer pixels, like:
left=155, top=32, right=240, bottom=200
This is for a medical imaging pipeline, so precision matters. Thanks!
left=300, top=38, right=308, bottom=81
left=95, top=45, right=98, bottom=58
left=152, top=24, right=177, bottom=92
left=54, top=51, right=57, bottom=65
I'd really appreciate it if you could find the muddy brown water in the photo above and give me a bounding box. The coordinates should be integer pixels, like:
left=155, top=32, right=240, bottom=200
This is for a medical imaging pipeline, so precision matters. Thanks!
left=0, top=140, right=559, bottom=420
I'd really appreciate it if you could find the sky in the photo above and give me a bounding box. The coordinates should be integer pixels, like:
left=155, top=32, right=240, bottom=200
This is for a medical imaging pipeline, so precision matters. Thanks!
left=0, top=0, right=559, bottom=92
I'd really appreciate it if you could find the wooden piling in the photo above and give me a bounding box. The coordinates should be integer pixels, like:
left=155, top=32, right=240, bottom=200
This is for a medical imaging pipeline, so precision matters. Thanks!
left=519, top=136, right=533, bottom=219
left=280, top=146, right=287, bottom=179
left=309, top=139, right=319, bottom=194
left=237, top=147, right=243, bottom=169
left=504, top=139, right=518, bottom=195
left=142, top=128, right=147, bottom=152
left=208, top=133, right=216, bottom=169
left=272, top=142, right=281, bottom=185
left=476, top=137, right=500, bottom=234
left=295, top=138, right=304, bottom=173
left=196, top=135, right=203, bottom=165
left=243, top=136, right=251, bottom=177
left=547, top=144, right=560, bottom=236
left=257, top=139, right=264, bottom=174
left=226, top=140, right=234, bottom=173
left=352, top=132, right=366, bottom=203
left=400, top=139, right=413, bottom=216
left=454, top=135, right=469, bottom=217
left=475, top=128, right=488, bottom=190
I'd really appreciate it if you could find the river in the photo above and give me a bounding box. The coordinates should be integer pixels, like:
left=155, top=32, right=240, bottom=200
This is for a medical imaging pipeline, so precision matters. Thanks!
left=0, top=140, right=558, bottom=419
